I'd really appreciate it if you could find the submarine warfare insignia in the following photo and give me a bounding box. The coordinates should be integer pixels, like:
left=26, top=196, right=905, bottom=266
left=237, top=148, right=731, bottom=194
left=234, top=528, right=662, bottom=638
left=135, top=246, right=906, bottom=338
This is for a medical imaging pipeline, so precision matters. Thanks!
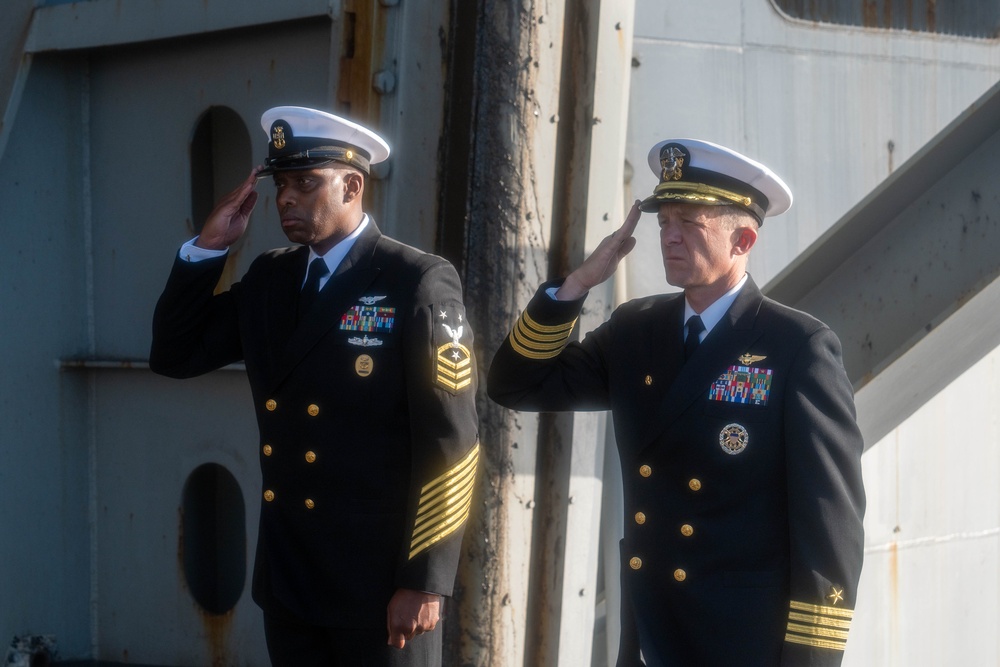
left=347, top=335, right=383, bottom=347
left=719, top=423, right=749, bottom=455
left=436, top=318, right=472, bottom=394
left=355, top=354, right=374, bottom=377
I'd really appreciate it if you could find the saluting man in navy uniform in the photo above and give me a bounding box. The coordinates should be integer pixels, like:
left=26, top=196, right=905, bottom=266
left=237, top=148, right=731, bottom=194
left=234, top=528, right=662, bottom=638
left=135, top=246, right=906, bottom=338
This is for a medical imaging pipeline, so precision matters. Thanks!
left=151, top=107, right=480, bottom=666
left=488, top=139, right=865, bottom=666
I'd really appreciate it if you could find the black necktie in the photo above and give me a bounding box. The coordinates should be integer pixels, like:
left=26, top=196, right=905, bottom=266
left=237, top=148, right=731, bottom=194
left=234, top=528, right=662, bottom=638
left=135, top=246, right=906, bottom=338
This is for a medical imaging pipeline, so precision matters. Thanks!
left=684, top=315, right=705, bottom=360
left=298, top=257, right=330, bottom=319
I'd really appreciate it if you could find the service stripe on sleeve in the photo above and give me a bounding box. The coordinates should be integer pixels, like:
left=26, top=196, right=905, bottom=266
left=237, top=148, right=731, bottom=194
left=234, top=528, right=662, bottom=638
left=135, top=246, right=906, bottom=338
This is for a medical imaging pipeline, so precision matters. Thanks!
left=409, top=442, right=480, bottom=559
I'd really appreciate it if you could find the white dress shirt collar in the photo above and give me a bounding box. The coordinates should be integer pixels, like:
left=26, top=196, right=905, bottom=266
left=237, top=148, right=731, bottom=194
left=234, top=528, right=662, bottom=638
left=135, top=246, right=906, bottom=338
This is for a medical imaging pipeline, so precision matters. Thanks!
left=683, top=273, right=748, bottom=341
left=304, top=214, right=369, bottom=290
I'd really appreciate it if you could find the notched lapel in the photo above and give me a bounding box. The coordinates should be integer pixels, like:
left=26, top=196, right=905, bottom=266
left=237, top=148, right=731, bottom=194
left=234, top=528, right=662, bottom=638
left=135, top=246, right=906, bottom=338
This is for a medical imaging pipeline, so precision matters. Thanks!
left=262, top=247, right=309, bottom=380
left=270, top=222, right=384, bottom=391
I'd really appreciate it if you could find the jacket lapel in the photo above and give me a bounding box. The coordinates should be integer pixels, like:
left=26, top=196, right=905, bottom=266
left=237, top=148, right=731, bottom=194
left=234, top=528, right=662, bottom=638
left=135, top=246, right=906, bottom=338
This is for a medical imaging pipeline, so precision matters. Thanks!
left=262, top=246, right=309, bottom=379
left=638, top=277, right=766, bottom=449
left=269, top=221, right=384, bottom=392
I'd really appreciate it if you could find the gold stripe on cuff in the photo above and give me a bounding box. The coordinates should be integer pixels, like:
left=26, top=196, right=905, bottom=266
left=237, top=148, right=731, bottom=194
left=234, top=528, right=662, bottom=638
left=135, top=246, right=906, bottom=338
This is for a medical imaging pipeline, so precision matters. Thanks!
left=787, top=611, right=852, bottom=630
left=784, top=633, right=847, bottom=651
left=785, top=622, right=850, bottom=641
left=520, top=310, right=577, bottom=334
left=789, top=600, right=855, bottom=619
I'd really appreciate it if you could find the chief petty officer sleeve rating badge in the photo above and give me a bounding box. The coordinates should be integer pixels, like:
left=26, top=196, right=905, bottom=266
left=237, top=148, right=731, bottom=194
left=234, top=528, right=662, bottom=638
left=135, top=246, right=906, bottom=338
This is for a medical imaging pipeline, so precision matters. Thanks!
left=436, top=308, right=473, bottom=394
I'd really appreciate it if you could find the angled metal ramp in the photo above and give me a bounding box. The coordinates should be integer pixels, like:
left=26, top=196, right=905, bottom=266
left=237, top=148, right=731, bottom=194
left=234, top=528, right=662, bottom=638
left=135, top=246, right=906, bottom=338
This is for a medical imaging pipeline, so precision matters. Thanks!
left=764, top=78, right=1000, bottom=449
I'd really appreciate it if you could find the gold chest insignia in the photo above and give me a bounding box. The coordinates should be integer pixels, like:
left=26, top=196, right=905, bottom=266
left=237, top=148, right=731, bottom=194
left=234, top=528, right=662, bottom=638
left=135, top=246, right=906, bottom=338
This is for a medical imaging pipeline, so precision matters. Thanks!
left=738, top=353, right=767, bottom=365
left=355, top=354, right=373, bottom=377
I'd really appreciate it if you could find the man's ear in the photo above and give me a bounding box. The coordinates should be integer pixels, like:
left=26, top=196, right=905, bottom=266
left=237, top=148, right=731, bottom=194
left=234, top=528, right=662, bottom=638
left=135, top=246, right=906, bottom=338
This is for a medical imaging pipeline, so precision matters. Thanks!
left=732, top=225, right=758, bottom=256
left=343, top=170, right=364, bottom=202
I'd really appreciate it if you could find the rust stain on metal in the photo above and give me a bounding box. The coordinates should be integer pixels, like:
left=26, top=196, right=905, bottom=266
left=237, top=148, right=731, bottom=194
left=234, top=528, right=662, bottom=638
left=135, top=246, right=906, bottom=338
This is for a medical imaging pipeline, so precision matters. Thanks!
left=447, top=0, right=545, bottom=662
left=198, top=607, right=236, bottom=667
left=178, top=507, right=236, bottom=666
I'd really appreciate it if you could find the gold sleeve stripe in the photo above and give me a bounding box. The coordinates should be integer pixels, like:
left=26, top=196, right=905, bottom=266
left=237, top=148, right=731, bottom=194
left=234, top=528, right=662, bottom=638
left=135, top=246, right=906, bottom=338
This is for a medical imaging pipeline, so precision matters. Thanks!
left=510, top=335, right=562, bottom=360
left=508, top=310, right=578, bottom=360
left=436, top=376, right=473, bottom=392
left=515, top=318, right=574, bottom=343
left=410, top=505, right=472, bottom=560
left=785, top=623, right=850, bottom=641
left=787, top=611, right=852, bottom=629
left=412, top=466, right=478, bottom=531
left=789, top=600, right=855, bottom=619
left=512, top=324, right=568, bottom=351
left=409, top=443, right=480, bottom=560
left=411, top=491, right=473, bottom=546
left=784, top=633, right=847, bottom=651
left=520, top=310, right=577, bottom=334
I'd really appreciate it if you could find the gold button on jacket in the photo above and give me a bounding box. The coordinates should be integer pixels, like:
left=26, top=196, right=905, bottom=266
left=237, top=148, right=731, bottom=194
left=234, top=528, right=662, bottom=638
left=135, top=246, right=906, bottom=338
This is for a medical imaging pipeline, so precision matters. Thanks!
left=634, top=511, right=646, bottom=525
left=629, top=557, right=642, bottom=570
left=482, top=275, right=867, bottom=664
left=263, top=490, right=275, bottom=502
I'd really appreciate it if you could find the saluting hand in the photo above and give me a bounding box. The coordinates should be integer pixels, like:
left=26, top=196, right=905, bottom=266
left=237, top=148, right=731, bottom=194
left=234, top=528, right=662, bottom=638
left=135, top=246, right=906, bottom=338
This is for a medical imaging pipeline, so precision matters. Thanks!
left=386, top=588, right=441, bottom=649
left=556, top=200, right=642, bottom=300
left=194, top=167, right=262, bottom=251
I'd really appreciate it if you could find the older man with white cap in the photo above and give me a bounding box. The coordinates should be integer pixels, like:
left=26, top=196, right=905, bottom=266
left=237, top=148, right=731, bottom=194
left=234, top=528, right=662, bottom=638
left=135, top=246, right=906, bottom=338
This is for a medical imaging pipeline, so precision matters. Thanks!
left=488, top=139, right=865, bottom=666
left=151, top=107, right=480, bottom=666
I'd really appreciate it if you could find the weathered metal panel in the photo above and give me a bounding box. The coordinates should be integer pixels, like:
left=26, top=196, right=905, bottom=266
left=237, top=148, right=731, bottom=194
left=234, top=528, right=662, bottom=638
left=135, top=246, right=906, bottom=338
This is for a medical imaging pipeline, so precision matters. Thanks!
left=84, top=19, right=331, bottom=664
left=0, top=56, right=93, bottom=660
left=26, top=0, right=336, bottom=53
left=845, top=347, right=1000, bottom=666
left=765, top=78, right=1000, bottom=448
left=620, top=3, right=1000, bottom=667
left=772, top=0, right=1000, bottom=39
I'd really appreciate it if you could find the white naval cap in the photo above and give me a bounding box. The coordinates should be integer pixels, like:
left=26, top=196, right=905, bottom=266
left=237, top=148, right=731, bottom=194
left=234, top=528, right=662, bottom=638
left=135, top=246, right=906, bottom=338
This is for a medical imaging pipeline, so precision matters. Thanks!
left=259, top=106, right=390, bottom=176
left=639, top=139, right=792, bottom=224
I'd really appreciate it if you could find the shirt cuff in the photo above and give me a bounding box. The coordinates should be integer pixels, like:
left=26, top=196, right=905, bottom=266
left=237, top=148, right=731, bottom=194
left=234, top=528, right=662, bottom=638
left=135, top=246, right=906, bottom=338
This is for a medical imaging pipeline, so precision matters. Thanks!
left=179, top=238, right=228, bottom=262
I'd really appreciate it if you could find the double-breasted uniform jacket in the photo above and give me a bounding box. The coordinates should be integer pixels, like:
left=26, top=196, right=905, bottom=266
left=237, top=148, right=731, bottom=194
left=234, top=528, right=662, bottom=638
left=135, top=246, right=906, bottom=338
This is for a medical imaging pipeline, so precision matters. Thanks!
left=151, top=220, right=480, bottom=628
left=487, top=276, right=865, bottom=666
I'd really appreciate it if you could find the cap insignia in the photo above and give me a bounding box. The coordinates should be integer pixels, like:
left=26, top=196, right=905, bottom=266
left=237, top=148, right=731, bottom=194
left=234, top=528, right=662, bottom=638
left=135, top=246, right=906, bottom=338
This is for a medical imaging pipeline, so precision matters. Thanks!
left=719, top=423, right=749, bottom=455
left=660, top=145, right=686, bottom=181
left=345, top=149, right=354, bottom=161
left=272, top=125, right=286, bottom=150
